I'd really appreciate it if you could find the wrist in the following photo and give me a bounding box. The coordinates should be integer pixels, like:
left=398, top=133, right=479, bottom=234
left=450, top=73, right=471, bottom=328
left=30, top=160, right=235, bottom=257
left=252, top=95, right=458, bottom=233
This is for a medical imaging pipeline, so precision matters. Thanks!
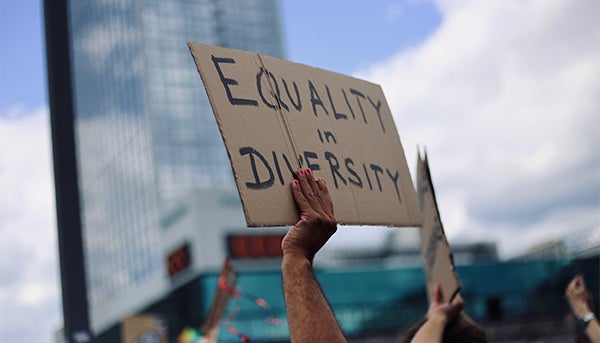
left=577, top=312, right=595, bottom=332
left=282, top=253, right=312, bottom=269
left=427, top=312, right=449, bottom=327
left=572, top=303, right=591, bottom=318
left=282, top=247, right=312, bottom=261
left=281, top=227, right=318, bottom=262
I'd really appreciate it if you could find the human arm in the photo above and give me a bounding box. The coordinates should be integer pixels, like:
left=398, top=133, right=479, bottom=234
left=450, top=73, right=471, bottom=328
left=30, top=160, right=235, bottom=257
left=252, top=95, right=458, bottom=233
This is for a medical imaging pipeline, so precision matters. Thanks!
left=566, top=275, right=600, bottom=343
left=410, top=284, right=464, bottom=343
left=281, top=168, right=346, bottom=343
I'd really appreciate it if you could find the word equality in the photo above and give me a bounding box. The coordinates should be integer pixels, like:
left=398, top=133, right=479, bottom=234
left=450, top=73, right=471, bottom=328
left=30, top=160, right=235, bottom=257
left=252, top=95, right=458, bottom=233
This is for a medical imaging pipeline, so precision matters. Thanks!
left=211, top=55, right=388, bottom=133
left=239, top=147, right=403, bottom=204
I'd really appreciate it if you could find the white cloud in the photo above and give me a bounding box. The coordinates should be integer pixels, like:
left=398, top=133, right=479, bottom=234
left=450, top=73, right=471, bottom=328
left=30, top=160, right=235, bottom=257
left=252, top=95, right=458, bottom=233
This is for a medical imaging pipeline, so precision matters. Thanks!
left=356, top=0, right=600, bottom=258
left=0, top=106, right=62, bottom=343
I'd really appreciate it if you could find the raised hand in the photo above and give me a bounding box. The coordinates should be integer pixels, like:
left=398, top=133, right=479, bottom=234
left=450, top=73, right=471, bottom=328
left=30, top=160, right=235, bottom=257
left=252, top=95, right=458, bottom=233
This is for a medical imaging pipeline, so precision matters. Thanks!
left=282, top=168, right=337, bottom=262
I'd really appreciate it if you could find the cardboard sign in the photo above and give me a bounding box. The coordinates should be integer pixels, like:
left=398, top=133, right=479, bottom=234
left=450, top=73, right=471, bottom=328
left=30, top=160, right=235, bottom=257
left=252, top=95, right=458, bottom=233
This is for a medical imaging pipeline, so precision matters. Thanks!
left=416, top=151, right=461, bottom=303
left=188, top=42, right=420, bottom=227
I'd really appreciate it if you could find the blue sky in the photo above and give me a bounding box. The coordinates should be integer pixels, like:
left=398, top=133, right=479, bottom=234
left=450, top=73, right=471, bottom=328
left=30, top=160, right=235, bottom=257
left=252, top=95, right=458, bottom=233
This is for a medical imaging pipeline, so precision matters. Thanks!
left=281, top=0, right=441, bottom=74
left=0, top=0, right=46, bottom=113
left=0, top=0, right=441, bottom=112
left=1, top=1, right=599, bottom=343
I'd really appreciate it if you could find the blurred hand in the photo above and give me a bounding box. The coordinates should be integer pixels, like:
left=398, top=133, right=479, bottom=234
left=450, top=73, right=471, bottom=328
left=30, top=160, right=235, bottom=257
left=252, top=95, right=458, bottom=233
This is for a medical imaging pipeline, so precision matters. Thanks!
left=565, top=274, right=592, bottom=318
left=426, top=284, right=464, bottom=324
left=282, top=168, right=337, bottom=262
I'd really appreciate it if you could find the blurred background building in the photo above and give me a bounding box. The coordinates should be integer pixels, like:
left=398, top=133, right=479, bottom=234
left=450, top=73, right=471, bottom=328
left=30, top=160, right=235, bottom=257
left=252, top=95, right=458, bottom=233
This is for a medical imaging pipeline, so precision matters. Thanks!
left=515, top=226, right=600, bottom=261
left=45, top=0, right=599, bottom=342
left=45, top=0, right=284, bottom=341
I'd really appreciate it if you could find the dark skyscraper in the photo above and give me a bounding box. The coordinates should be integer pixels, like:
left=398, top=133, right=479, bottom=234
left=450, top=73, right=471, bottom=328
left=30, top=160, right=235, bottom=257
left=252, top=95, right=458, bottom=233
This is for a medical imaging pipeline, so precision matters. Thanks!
left=45, top=0, right=283, bottom=341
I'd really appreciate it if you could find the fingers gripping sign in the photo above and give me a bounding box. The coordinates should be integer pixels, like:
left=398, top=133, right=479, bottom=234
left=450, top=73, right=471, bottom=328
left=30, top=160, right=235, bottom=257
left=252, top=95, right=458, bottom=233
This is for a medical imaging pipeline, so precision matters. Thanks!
left=427, top=284, right=464, bottom=324
left=282, top=168, right=337, bottom=262
left=297, top=168, right=322, bottom=212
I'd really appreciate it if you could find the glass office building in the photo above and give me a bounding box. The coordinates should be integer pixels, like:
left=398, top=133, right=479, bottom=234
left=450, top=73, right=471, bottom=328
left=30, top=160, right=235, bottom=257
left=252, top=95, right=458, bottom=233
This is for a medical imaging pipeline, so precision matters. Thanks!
left=53, top=0, right=283, bottom=337
left=141, top=0, right=283, bottom=203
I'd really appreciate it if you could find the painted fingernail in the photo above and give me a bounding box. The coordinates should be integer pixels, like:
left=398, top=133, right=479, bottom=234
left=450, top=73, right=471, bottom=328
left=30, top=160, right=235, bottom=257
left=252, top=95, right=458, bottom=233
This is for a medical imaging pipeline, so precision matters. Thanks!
left=293, top=180, right=299, bottom=185
left=306, top=168, right=312, bottom=175
left=298, top=169, right=304, bottom=176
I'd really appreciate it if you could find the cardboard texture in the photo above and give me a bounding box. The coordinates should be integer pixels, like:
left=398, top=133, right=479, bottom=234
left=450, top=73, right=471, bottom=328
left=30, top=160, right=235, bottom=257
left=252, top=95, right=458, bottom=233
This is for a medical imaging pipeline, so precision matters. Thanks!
left=416, top=151, right=461, bottom=304
left=188, top=42, right=420, bottom=227
left=121, top=315, right=167, bottom=343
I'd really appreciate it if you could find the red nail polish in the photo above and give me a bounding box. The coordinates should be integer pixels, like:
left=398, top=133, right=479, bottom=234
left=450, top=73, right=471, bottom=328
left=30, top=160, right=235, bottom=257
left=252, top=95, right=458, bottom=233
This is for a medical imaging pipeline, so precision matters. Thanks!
left=298, top=169, right=304, bottom=176
left=293, top=179, right=299, bottom=185
left=306, top=168, right=312, bottom=175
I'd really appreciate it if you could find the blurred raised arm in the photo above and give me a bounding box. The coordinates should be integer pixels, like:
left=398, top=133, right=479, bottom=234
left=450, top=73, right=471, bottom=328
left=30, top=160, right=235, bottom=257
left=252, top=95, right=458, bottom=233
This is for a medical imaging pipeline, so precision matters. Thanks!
left=281, top=168, right=346, bottom=343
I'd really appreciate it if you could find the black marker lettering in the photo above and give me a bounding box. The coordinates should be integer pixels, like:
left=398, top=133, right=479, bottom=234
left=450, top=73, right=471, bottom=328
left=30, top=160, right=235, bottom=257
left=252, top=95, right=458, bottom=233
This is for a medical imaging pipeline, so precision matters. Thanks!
left=367, top=96, right=385, bottom=133
left=282, top=79, right=302, bottom=111
left=363, top=163, right=373, bottom=190
left=370, top=164, right=384, bottom=192
left=386, top=168, right=402, bottom=203
left=309, top=80, right=329, bottom=117
left=325, top=151, right=347, bottom=189
left=256, top=68, right=276, bottom=110
left=324, top=130, right=337, bottom=144
left=425, top=225, right=443, bottom=270
left=211, top=55, right=258, bottom=106
left=345, top=158, right=363, bottom=188
left=256, top=68, right=289, bottom=111
left=303, top=151, right=320, bottom=171
left=239, top=147, right=274, bottom=190
left=272, top=72, right=289, bottom=111
left=282, top=153, right=296, bottom=180
left=272, top=151, right=285, bottom=185
left=349, top=88, right=367, bottom=124
left=342, top=89, right=356, bottom=120
left=325, top=85, right=348, bottom=120
left=317, top=129, right=324, bottom=143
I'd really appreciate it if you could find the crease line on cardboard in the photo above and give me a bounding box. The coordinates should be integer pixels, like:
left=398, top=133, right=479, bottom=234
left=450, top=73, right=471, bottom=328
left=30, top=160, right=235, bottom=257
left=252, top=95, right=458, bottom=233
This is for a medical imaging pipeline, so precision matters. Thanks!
left=347, top=147, right=363, bottom=225
left=255, top=53, right=300, bottom=170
